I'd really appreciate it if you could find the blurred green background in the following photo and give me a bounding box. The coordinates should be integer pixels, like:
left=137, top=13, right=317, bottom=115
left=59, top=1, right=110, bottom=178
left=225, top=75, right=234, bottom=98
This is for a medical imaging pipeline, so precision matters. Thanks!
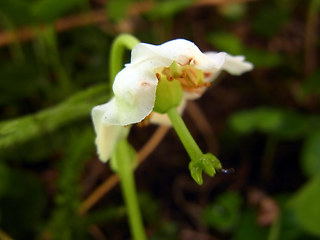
left=0, top=0, right=320, bottom=239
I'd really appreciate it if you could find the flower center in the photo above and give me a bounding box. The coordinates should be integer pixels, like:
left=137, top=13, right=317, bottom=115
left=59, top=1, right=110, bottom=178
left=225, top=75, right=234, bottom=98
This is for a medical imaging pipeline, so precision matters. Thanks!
left=154, top=61, right=210, bottom=92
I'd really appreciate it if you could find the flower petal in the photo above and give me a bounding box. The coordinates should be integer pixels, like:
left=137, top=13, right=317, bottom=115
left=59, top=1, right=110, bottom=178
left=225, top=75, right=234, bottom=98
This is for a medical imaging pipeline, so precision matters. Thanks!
left=95, top=124, right=124, bottom=162
left=101, top=59, right=167, bottom=126
left=131, top=39, right=225, bottom=70
left=206, top=51, right=253, bottom=76
left=91, top=105, right=129, bottom=162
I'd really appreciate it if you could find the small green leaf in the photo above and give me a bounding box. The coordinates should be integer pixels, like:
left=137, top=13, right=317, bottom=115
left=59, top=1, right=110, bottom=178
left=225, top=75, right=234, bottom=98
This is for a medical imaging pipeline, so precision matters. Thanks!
left=289, top=173, right=320, bottom=236
left=203, top=191, right=242, bottom=232
left=106, top=0, right=133, bottom=22
left=301, top=131, right=320, bottom=178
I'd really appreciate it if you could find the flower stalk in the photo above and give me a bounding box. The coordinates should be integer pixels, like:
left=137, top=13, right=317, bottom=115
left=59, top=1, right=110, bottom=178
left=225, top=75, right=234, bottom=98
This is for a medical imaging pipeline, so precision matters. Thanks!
left=112, top=139, right=146, bottom=240
left=109, top=34, right=146, bottom=240
left=167, top=107, right=222, bottom=185
left=109, top=34, right=140, bottom=90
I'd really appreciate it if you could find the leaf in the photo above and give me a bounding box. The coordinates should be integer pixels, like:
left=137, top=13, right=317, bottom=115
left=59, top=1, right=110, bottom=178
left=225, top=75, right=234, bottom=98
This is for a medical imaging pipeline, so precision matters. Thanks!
left=301, top=131, right=320, bottom=178
left=252, top=5, right=290, bottom=37
left=231, top=209, right=268, bottom=240
left=203, top=191, right=242, bottom=232
left=229, top=107, right=310, bottom=139
left=289, top=173, right=320, bottom=236
left=146, top=0, right=194, bottom=20
left=0, top=84, right=108, bottom=149
left=106, top=0, right=133, bottom=22
left=32, top=0, right=88, bottom=22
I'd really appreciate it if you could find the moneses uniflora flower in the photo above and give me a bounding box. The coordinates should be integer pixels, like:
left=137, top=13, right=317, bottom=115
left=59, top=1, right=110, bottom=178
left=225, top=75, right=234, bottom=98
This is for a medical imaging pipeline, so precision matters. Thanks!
left=92, top=39, right=253, bottom=162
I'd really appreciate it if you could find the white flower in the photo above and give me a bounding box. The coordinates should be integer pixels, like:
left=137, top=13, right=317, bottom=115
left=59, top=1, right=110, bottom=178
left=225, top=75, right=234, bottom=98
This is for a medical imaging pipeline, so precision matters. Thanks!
left=91, top=39, right=253, bottom=162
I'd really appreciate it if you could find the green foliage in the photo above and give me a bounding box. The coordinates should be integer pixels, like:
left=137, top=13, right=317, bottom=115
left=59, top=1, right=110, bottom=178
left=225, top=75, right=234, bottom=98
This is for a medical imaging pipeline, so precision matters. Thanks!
left=150, top=221, right=180, bottom=240
left=106, top=0, right=134, bottom=22
left=301, top=131, right=320, bottom=178
left=0, top=84, right=108, bottom=149
left=231, top=209, right=268, bottom=240
left=229, top=107, right=316, bottom=139
left=289, top=173, right=320, bottom=237
left=203, top=191, right=242, bottom=232
left=147, top=0, right=194, bottom=20
left=252, top=5, right=290, bottom=37
left=0, top=163, right=46, bottom=239
left=218, top=3, right=248, bottom=20
left=45, top=128, right=93, bottom=240
left=32, top=0, right=88, bottom=22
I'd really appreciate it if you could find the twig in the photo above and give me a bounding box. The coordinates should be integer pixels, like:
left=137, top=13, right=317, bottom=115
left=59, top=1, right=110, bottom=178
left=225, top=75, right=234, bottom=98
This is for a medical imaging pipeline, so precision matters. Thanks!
left=304, top=0, right=319, bottom=75
left=78, top=125, right=170, bottom=215
left=0, top=0, right=256, bottom=48
left=0, top=9, right=108, bottom=47
left=0, top=229, right=14, bottom=240
left=194, top=0, right=256, bottom=6
left=88, top=225, right=107, bottom=240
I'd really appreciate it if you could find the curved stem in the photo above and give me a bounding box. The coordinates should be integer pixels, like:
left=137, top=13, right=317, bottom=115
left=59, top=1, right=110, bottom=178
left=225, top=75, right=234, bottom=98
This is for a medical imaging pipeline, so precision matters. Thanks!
left=167, top=107, right=203, bottom=161
left=109, top=34, right=140, bottom=92
left=114, top=139, right=146, bottom=240
left=109, top=34, right=146, bottom=240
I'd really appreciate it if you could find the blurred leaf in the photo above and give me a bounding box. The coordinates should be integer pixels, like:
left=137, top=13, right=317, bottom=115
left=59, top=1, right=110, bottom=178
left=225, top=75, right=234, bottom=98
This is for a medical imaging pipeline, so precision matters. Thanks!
left=45, top=128, right=95, bottom=240
left=218, top=3, right=247, bottom=20
left=0, top=0, right=35, bottom=25
left=253, top=5, right=290, bottom=37
left=138, top=192, right=160, bottom=225
left=301, top=131, right=320, bottom=178
left=300, top=70, right=320, bottom=96
left=231, top=209, right=268, bottom=240
left=208, top=33, right=283, bottom=67
left=150, top=221, right=179, bottom=240
left=289, top=173, right=320, bottom=236
left=229, top=107, right=310, bottom=139
left=0, top=166, right=46, bottom=238
left=203, top=191, right=242, bottom=232
left=0, top=84, right=108, bottom=149
left=147, top=0, right=194, bottom=20
left=0, top=62, right=39, bottom=106
left=106, top=0, right=133, bottom=22
left=32, top=0, right=88, bottom=22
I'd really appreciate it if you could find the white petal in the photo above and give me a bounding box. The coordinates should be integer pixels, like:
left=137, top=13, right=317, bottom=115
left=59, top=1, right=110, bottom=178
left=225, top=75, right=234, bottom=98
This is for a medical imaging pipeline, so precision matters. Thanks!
left=223, top=53, right=253, bottom=75
left=95, top=124, right=124, bottom=162
left=91, top=105, right=129, bottom=162
left=206, top=51, right=253, bottom=76
left=101, top=59, right=167, bottom=126
left=131, top=39, right=225, bottom=70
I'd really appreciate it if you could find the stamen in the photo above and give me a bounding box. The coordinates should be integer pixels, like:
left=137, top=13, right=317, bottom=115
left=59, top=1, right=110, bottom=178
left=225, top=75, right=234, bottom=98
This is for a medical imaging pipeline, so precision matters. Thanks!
left=138, top=112, right=153, bottom=127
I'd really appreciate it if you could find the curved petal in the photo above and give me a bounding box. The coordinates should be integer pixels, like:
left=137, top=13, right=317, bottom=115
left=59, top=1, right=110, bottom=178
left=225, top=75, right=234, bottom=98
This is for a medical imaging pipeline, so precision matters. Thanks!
left=91, top=104, right=129, bottom=162
left=131, top=39, right=225, bottom=70
left=101, top=59, right=168, bottom=126
left=95, top=124, right=124, bottom=162
left=206, top=51, right=253, bottom=76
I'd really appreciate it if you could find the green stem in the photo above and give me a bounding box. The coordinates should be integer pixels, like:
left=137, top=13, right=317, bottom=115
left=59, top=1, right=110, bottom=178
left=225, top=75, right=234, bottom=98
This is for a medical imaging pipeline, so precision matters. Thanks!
left=267, top=213, right=281, bottom=240
left=167, top=107, right=203, bottom=161
left=114, top=139, right=147, bottom=240
left=109, top=34, right=140, bottom=92
left=109, top=34, right=146, bottom=240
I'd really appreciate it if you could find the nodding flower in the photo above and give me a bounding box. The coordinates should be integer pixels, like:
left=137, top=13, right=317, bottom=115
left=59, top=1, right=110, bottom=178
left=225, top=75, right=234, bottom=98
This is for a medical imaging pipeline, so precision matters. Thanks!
left=92, top=39, right=253, bottom=162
